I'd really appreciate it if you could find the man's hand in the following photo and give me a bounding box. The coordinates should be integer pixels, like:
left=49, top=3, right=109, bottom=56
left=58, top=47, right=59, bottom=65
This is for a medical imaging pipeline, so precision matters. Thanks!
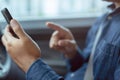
left=1, top=19, right=41, bottom=72
left=46, top=22, right=77, bottom=59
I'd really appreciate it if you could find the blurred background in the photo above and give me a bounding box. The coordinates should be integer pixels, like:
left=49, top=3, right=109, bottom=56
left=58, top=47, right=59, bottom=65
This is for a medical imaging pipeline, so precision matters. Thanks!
left=0, top=0, right=109, bottom=20
left=0, top=0, right=110, bottom=80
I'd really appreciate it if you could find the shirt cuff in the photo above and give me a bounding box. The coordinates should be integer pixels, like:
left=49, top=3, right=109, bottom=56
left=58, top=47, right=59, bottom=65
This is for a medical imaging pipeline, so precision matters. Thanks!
left=26, top=58, right=63, bottom=80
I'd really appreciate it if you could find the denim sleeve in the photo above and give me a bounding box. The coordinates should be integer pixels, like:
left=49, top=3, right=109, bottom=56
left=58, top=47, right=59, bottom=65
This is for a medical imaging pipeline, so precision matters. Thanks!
left=66, top=47, right=85, bottom=72
left=66, top=15, right=107, bottom=72
left=26, top=59, right=64, bottom=80
left=65, top=19, right=98, bottom=72
left=114, top=59, right=120, bottom=80
left=114, top=38, right=120, bottom=80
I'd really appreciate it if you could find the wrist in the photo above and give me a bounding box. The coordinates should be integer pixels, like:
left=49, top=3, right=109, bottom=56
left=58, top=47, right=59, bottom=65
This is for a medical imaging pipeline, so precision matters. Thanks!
left=66, top=48, right=85, bottom=72
left=14, top=56, right=39, bottom=72
left=65, top=50, right=77, bottom=59
left=65, top=45, right=78, bottom=59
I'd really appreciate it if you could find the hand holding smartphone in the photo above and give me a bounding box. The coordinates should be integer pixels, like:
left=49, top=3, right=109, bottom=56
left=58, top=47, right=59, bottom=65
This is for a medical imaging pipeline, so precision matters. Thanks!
left=1, top=8, right=18, bottom=38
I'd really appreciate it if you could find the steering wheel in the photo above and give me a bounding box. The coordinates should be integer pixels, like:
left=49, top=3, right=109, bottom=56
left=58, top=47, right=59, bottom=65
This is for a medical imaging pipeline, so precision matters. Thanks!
left=0, top=33, right=11, bottom=78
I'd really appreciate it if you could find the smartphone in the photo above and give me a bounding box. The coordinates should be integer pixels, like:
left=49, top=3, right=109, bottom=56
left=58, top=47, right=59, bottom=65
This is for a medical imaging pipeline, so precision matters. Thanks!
left=1, top=8, right=18, bottom=38
left=1, top=8, right=13, bottom=24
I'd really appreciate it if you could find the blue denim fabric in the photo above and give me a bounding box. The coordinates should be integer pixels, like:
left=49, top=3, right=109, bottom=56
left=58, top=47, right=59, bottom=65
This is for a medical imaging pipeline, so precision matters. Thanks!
left=65, top=12, right=120, bottom=80
left=26, top=10, right=120, bottom=80
left=26, top=59, right=63, bottom=80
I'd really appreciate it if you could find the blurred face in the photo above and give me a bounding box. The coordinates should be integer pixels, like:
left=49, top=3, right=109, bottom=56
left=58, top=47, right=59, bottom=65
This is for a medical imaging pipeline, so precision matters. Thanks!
left=103, top=0, right=120, bottom=2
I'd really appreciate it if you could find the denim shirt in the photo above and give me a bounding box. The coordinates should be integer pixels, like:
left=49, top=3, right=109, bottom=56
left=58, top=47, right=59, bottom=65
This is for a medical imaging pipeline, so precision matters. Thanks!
left=26, top=8, right=120, bottom=80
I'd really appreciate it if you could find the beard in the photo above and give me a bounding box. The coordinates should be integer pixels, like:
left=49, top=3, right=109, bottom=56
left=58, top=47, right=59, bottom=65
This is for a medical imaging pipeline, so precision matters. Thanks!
left=103, top=0, right=120, bottom=2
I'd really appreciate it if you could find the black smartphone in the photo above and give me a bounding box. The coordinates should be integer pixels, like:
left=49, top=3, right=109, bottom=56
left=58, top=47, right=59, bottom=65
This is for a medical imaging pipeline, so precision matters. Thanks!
left=1, top=8, right=18, bottom=38
left=1, top=8, right=13, bottom=24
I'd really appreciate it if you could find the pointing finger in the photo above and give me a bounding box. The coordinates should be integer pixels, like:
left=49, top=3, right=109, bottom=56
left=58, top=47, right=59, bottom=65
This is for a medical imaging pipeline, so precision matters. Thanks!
left=46, top=22, right=66, bottom=32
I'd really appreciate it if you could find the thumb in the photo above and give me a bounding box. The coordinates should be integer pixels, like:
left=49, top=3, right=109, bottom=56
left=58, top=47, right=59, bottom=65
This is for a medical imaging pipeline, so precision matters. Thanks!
left=58, top=40, right=76, bottom=47
left=10, top=19, right=26, bottom=38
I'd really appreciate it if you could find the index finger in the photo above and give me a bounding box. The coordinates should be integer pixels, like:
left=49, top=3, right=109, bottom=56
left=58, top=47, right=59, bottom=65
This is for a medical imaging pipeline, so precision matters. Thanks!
left=46, top=22, right=66, bottom=32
